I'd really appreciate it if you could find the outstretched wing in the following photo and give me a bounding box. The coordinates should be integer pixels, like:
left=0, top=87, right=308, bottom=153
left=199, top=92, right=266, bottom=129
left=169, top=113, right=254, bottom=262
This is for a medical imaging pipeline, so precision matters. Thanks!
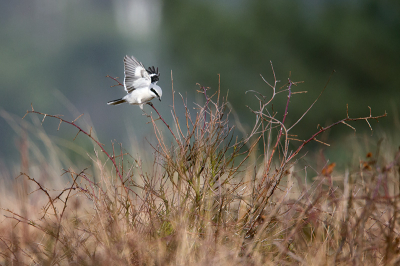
left=147, top=66, right=160, bottom=83
left=123, top=55, right=151, bottom=93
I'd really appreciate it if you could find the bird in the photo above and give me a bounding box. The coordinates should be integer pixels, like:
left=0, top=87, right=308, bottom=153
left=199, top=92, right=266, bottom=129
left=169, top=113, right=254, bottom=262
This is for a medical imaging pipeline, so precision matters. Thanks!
left=107, top=55, right=162, bottom=109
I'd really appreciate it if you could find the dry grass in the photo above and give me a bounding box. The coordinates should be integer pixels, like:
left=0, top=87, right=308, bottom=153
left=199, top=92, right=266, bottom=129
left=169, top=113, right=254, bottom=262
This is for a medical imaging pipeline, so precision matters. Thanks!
left=1, top=65, right=398, bottom=265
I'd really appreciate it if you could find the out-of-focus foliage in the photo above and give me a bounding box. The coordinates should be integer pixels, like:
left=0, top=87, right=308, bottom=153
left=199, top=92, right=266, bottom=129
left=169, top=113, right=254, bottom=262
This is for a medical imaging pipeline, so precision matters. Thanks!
left=162, top=0, right=399, bottom=132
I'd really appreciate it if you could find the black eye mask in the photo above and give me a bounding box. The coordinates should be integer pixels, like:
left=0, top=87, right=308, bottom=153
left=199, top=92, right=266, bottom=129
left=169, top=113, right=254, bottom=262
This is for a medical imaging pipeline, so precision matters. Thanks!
left=150, top=88, right=161, bottom=100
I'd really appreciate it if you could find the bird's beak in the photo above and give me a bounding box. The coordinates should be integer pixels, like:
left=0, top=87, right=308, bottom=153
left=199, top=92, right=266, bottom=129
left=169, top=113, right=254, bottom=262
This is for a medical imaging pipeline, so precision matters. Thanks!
left=159, top=97, right=161, bottom=101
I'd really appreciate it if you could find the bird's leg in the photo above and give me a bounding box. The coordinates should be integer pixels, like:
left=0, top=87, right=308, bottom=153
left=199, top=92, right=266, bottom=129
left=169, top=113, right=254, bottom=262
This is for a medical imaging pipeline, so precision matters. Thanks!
left=141, top=103, right=152, bottom=117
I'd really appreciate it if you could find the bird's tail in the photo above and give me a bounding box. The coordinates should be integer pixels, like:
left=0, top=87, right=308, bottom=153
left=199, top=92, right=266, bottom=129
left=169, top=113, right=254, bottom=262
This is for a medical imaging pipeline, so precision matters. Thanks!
left=107, top=98, right=126, bottom=105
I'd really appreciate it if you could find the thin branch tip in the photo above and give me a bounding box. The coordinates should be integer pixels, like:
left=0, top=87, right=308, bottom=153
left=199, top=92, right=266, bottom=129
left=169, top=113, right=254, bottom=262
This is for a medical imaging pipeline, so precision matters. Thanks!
left=72, top=113, right=84, bottom=123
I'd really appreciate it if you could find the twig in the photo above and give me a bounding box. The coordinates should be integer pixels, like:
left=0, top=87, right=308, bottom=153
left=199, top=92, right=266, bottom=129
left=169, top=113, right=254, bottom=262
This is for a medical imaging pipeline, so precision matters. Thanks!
left=287, top=70, right=335, bottom=132
left=265, top=79, right=293, bottom=175
left=286, top=111, right=387, bottom=162
left=106, top=75, right=124, bottom=87
left=147, top=102, right=179, bottom=144
left=22, top=109, right=128, bottom=194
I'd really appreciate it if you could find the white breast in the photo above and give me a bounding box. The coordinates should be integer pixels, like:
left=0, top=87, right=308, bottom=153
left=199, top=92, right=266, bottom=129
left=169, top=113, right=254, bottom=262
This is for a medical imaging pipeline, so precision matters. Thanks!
left=123, top=88, right=155, bottom=105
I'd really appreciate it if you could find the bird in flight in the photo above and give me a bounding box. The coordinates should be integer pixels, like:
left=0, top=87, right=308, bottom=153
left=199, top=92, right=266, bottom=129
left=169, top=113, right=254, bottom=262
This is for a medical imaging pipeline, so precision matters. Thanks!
left=107, top=55, right=162, bottom=109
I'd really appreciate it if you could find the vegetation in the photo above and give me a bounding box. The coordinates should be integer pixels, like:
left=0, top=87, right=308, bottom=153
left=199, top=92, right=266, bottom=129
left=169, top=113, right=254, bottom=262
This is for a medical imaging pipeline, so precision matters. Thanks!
left=1, top=66, right=397, bottom=265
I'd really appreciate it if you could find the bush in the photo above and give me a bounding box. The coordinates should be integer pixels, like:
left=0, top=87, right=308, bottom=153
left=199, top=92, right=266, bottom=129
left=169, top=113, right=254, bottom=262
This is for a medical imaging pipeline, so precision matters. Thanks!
left=1, top=65, right=396, bottom=265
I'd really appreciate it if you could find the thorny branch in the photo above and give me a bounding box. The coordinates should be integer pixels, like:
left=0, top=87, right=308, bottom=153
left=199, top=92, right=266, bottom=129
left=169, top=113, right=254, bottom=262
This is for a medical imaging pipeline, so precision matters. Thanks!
left=243, top=64, right=387, bottom=231
left=286, top=110, right=387, bottom=162
left=22, top=105, right=130, bottom=195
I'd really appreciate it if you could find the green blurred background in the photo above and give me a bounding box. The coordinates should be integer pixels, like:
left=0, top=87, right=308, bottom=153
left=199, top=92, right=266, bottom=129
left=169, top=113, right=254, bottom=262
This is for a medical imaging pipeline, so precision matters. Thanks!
left=1, top=0, right=399, bottom=174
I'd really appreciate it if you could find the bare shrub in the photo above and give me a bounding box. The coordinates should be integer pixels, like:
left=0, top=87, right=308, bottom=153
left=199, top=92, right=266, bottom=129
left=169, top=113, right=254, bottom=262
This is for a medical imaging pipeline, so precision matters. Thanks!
left=1, top=64, right=395, bottom=265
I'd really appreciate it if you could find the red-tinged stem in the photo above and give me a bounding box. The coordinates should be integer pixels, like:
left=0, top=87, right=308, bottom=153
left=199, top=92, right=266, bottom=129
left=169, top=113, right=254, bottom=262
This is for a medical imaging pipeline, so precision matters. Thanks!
left=201, top=86, right=210, bottom=133
left=24, top=110, right=125, bottom=188
left=264, top=79, right=292, bottom=177
left=147, top=102, right=179, bottom=144
left=106, top=75, right=124, bottom=87
left=286, top=113, right=387, bottom=163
